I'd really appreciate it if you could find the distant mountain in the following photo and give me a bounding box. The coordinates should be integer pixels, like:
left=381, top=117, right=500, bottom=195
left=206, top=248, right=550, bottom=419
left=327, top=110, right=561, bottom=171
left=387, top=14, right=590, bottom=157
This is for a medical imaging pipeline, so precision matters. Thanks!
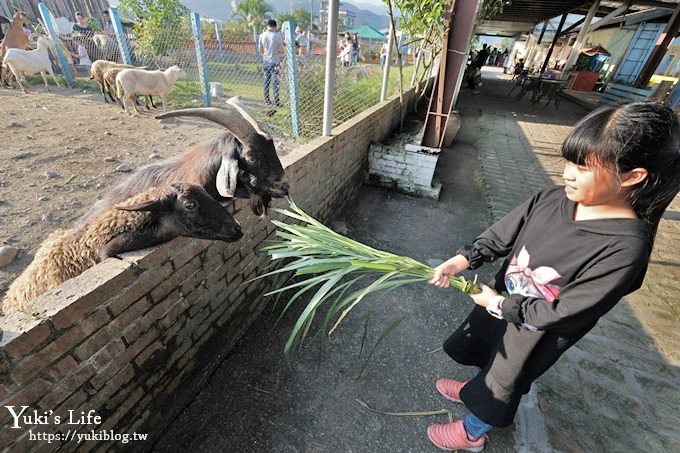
left=180, top=0, right=391, bottom=30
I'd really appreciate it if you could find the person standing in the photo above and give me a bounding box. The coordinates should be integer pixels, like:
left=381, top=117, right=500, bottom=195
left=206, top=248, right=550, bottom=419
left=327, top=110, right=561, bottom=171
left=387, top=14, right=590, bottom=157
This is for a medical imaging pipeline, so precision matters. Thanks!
left=259, top=19, right=282, bottom=107
left=426, top=102, right=680, bottom=451
left=72, top=11, right=93, bottom=37
left=101, top=10, right=114, bottom=34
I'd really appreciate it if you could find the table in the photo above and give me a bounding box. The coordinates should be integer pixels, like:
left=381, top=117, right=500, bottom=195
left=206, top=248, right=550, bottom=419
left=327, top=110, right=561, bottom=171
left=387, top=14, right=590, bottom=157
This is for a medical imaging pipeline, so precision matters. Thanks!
left=515, top=76, right=568, bottom=108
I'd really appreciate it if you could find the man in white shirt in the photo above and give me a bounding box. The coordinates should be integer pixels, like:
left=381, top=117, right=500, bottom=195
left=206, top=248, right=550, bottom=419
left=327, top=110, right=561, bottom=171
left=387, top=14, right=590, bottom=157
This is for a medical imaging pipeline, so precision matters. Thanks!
left=259, top=19, right=282, bottom=106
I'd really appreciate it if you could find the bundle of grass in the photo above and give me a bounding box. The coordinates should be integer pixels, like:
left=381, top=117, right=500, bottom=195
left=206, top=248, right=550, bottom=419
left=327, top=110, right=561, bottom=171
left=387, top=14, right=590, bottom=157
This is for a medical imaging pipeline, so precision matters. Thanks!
left=260, top=199, right=479, bottom=354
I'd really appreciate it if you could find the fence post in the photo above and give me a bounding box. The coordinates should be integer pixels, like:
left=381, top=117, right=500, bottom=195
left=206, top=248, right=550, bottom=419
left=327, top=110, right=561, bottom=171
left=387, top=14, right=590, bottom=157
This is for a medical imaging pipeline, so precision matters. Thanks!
left=253, top=25, right=260, bottom=63
left=281, top=21, right=300, bottom=138
left=380, top=20, right=395, bottom=102
left=191, top=12, right=211, bottom=107
left=38, top=3, right=73, bottom=87
left=322, top=0, right=340, bottom=136
left=215, top=21, right=223, bottom=52
left=109, top=7, right=133, bottom=65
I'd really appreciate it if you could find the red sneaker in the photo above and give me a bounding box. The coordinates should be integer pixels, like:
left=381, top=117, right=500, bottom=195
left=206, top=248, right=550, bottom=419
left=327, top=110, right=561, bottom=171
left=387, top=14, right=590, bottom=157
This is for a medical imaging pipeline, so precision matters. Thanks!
left=436, top=378, right=466, bottom=404
left=427, top=420, right=485, bottom=452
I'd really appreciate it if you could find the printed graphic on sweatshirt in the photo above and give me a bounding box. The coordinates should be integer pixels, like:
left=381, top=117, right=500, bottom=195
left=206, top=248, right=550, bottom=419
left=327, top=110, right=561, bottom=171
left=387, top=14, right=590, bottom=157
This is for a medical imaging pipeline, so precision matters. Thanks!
left=505, top=246, right=561, bottom=302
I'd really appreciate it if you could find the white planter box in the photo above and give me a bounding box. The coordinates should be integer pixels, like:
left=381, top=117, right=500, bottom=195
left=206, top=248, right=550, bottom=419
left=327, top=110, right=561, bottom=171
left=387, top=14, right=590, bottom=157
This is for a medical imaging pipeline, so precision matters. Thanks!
left=368, top=142, right=442, bottom=199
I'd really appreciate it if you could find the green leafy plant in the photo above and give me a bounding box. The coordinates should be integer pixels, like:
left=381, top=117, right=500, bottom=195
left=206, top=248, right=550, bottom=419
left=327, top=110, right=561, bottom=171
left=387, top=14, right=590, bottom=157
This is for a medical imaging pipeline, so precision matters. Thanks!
left=259, top=199, right=479, bottom=355
left=119, top=0, right=192, bottom=62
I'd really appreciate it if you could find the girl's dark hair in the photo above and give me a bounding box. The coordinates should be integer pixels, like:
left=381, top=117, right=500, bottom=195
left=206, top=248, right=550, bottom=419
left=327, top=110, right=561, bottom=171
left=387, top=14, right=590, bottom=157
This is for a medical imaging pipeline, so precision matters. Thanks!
left=561, top=101, right=680, bottom=245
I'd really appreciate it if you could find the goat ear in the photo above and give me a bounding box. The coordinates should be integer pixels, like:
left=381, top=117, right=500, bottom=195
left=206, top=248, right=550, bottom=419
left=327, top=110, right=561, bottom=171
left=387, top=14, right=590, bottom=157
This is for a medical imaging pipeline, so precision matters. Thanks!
left=216, top=152, right=239, bottom=198
left=117, top=199, right=165, bottom=212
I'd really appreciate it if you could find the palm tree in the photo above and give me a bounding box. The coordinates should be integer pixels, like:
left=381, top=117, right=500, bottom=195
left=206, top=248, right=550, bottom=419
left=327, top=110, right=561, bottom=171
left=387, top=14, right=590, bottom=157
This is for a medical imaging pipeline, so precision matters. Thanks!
left=233, top=0, right=273, bottom=28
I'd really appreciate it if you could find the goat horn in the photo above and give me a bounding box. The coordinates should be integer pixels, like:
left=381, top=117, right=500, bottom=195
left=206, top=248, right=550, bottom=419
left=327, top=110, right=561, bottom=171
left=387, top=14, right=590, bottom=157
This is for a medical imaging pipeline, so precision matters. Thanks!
left=226, top=96, right=270, bottom=138
left=156, top=107, right=256, bottom=143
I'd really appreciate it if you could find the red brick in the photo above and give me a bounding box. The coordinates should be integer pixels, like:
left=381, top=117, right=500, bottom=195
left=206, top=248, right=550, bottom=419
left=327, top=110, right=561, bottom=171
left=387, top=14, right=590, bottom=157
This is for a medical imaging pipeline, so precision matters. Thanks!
left=51, top=389, right=88, bottom=422
left=48, top=355, right=79, bottom=381
left=158, top=298, right=189, bottom=330
left=106, top=297, right=152, bottom=337
left=193, top=325, right=215, bottom=348
left=90, top=361, right=135, bottom=392
left=3, top=377, right=52, bottom=408
left=149, top=274, right=178, bottom=303
left=116, top=330, right=157, bottom=369
left=161, top=317, right=184, bottom=341
left=173, top=239, right=209, bottom=269
left=2, top=322, right=52, bottom=361
left=100, top=387, right=144, bottom=431
left=134, top=340, right=162, bottom=368
left=122, top=317, right=153, bottom=345
left=108, top=263, right=172, bottom=316
left=37, top=362, right=96, bottom=409
left=90, top=338, right=126, bottom=370
left=10, top=309, right=110, bottom=386
left=50, top=267, right=135, bottom=330
left=144, top=290, right=181, bottom=326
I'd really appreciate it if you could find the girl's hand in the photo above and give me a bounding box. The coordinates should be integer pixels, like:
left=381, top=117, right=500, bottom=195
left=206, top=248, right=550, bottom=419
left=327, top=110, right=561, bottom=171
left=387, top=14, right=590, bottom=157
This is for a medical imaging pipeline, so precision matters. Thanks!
left=469, top=283, right=499, bottom=308
left=428, top=254, right=470, bottom=288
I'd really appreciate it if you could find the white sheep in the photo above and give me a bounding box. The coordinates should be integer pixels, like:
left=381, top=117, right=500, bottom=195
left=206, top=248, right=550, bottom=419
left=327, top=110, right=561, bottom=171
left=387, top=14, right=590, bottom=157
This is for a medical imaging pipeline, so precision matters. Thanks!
left=2, top=36, right=62, bottom=93
left=115, top=65, right=187, bottom=115
left=1, top=183, right=243, bottom=315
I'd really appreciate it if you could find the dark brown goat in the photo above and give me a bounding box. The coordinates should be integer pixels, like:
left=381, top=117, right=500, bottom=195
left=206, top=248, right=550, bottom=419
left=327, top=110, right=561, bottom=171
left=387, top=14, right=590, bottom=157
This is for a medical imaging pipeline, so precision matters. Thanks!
left=81, top=97, right=288, bottom=224
left=3, top=182, right=243, bottom=314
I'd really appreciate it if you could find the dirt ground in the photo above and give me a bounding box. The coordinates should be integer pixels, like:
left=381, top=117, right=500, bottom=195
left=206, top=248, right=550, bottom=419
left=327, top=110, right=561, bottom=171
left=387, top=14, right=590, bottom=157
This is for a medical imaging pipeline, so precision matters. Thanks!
left=0, top=86, right=274, bottom=302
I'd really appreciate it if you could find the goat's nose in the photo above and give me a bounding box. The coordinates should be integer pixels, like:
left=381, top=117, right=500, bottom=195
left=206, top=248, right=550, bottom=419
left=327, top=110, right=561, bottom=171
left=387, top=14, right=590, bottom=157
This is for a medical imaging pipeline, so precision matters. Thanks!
left=234, top=224, right=242, bottom=234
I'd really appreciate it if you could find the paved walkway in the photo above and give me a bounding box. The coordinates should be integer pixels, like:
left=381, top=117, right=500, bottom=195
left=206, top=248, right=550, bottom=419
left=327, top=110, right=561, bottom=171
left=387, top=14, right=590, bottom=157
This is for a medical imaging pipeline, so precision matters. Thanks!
left=153, top=67, right=679, bottom=452
left=463, top=67, right=680, bottom=452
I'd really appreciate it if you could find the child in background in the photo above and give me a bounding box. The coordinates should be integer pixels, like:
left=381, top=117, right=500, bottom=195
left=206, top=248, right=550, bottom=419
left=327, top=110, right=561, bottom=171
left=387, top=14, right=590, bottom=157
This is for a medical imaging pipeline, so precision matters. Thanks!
left=73, top=37, right=91, bottom=66
left=427, top=101, right=680, bottom=451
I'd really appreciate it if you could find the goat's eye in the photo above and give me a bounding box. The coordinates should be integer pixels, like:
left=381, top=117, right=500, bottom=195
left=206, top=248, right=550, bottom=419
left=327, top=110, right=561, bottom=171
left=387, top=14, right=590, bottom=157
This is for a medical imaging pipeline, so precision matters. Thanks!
left=184, top=201, right=197, bottom=210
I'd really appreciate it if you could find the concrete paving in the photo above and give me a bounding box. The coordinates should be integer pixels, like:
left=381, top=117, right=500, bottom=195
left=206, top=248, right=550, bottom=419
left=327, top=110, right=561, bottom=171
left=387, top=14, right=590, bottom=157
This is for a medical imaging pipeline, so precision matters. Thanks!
left=153, top=67, right=679, bottom=452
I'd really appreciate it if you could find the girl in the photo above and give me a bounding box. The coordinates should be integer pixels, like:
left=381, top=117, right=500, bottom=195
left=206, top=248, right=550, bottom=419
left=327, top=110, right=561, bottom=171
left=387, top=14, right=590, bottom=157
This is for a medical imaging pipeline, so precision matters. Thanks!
left=426, top=101, right=680, bottom=452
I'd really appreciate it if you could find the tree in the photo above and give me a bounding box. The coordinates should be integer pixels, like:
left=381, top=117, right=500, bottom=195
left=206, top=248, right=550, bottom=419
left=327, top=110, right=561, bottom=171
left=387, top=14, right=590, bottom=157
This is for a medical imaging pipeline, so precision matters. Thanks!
left=233, top=0, right=274, bottom=28
left=119, top=0, right=191, bottom=60
left=278, top=7, right=311, bottom=30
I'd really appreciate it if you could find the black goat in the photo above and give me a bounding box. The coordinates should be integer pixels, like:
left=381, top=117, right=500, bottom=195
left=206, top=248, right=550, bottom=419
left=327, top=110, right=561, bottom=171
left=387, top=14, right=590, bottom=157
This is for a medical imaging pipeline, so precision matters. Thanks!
left=3, top=183, right=243, bottom=314
left=82, top=98, right=288, bottom=224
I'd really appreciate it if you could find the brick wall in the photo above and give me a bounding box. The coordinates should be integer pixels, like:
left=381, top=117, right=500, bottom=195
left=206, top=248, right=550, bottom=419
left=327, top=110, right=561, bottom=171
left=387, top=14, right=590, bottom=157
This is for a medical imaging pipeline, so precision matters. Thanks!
left=0, top=88, right=418, bottom=452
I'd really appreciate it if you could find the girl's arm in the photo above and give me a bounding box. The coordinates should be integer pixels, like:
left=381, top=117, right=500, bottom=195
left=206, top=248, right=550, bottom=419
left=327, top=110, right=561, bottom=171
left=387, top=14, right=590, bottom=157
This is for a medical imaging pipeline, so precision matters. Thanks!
left=458, top=188, right=549, bottom=269
left=501, top=242, right=648, bottom=332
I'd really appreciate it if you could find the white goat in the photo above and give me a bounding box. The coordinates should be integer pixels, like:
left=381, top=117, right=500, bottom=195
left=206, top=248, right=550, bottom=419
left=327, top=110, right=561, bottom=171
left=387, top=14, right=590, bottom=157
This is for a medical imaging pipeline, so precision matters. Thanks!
left=115, top=65, right=187, bottom=114
left=2, top=36, right=62, bottom=93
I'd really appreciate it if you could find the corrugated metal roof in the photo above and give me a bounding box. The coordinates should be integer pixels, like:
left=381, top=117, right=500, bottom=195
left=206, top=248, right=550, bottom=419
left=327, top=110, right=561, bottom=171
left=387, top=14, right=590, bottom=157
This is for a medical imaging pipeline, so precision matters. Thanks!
left=479, top=0, right=680, bottom=36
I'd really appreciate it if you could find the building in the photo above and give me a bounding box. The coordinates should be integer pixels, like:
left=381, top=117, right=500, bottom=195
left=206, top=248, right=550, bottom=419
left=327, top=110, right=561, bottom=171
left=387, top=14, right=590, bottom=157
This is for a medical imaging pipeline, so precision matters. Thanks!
left=319, top=0, right=355, bottom=30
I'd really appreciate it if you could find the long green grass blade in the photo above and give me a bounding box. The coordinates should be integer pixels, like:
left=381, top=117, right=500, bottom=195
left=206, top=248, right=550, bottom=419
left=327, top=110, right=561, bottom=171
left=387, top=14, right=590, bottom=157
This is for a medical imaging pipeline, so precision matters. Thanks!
left=259, top=198, right=480, bottom=355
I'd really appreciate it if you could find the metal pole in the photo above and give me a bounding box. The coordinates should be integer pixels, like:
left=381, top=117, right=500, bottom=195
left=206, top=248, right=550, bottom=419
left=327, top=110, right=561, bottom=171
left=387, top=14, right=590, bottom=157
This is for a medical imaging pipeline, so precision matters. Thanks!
left=309, top=0, right=313, bottom=54
left=539, top=12, right=568, bottom=75
left=191, top=12, right=211, bottom=106
left=254, top=25, right=260, bottom=63
left=38, top=3, right=73, bottom=86
left=380, top=19, right=395, bottom=102
left=322, top=0, right=339, bottom=136
left=109, top=7, right=133, bottom=65
left=282, top=21, right=300, bottom=137
left=215, top=21, right=223, bottom=51
left=561, top=0, right=600, bottom=78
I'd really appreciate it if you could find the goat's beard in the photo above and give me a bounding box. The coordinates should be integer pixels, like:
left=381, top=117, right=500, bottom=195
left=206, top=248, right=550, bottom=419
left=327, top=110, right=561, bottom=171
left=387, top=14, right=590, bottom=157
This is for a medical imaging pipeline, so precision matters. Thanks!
left=249, top=192, right=272, bottom=218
